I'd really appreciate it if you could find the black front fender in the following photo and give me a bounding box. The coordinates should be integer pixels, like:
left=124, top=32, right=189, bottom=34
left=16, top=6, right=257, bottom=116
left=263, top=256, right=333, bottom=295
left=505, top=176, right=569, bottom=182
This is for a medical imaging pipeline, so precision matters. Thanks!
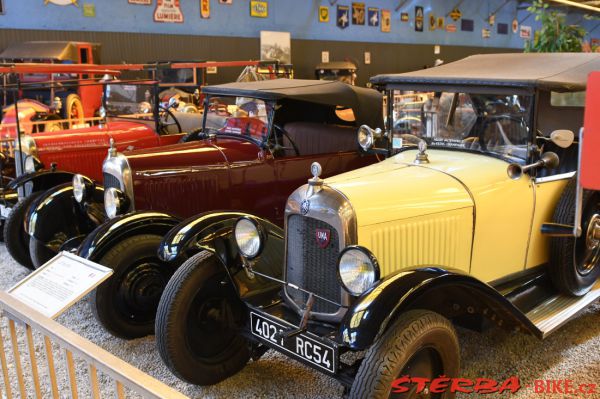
left=160, top=211, right=285, bottom=300
left=27, top=183, right=105, bottom=251
left=339, top=268, right=539, bottom=351
left=8, top=169, right=76, bottom=192
left=78, top=211, right=181, bottom=262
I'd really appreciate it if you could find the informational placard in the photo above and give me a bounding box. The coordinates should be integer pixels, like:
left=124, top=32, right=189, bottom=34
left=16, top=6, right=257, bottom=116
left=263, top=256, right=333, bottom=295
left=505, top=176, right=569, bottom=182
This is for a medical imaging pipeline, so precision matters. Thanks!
left=154, top=0, right=184, bottom=23
left=8, top=252, right=113, bottom=319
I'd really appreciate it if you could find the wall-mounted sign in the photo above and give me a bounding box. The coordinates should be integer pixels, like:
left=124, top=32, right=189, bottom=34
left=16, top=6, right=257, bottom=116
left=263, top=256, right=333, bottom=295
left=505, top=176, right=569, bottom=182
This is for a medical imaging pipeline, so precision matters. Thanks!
left=206, top=61, right=218, bottom=74
left=364, top=51, right=371, bottom=65
left=446, top=23, right=456, bottom=32
left=381, top=9, right=391, bottom=32
left=401, top=12, right=408, bottom=22
left=321, top=51, right=329, bottom=63
left=319, top=6, right=329, bottom=23
left=129, top=0, right=151, bottom=4
left=44, top=0, right=78, bottom=6
left=337, top=5, right=349, bottom=29
left=428, top=13, right=435, bottom=31
left=488, top=14, right=495, bottom=26
left=512, top=18, right=518, bottom=33
left=200, top=0, right=210, bottom=18
left=497, top=23, right=508, bottom=35
left=368, top=7, right=379, bottom=27
left=154, top=0, right=184, bottom=23
left=0, top=0, right=4, bottom=15
left=449, top=7, right=461, bottom=21
left=250, top=0, right=267, bottom=18
left=82, top=2, right=95, bottom=16
left=219, top=0, right=232, bottom=3
left=520, top=25, right=532, bottom=39
left=352, top=2, right=365, bottom=25
left=482, top=28, right=491, bottom=38
left=415, top=6, right=424, bottom=32
left=437, top=16, right=444, bottom=30
left=461, top=18, right=474, bottom=32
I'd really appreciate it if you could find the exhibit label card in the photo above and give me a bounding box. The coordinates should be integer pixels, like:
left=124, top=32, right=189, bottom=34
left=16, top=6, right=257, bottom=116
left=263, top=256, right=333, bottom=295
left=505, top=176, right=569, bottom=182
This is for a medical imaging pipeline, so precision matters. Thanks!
left=8, top=252, right=113, bottom=319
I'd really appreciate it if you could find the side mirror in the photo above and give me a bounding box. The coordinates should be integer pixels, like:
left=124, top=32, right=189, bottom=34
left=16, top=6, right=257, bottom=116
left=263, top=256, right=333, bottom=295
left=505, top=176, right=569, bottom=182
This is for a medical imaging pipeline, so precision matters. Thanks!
left=549, top=129, right=575, bottom=148
left=507, top=151, right=559, bottom=180
left=357, top=125, right=382, bottom=151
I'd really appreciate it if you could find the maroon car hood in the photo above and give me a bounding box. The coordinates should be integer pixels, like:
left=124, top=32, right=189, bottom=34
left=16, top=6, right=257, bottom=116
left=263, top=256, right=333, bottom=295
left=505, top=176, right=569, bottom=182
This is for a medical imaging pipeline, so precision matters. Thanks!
left=126, top=135, right=263, bottom=172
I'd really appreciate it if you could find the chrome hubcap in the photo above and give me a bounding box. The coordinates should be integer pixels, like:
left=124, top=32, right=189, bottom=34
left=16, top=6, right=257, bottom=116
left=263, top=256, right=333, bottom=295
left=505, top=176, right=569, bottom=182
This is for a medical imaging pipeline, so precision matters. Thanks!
left=586, top=214, right=600, bottom=251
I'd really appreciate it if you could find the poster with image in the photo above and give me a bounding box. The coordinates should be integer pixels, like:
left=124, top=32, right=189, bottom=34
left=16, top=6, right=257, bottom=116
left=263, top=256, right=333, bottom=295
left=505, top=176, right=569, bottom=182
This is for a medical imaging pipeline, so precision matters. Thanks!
left=352, top=2, right=365, bottom=25
left=319, top=6, right=329, bottom=22
left=367, top=7, right=378, bottom=27
left=260, top=31, right=291, bottom=64
left=337, top=5, right=349, bottom=29
left=381, top=9, right=391, bottom=32
left=201, top=0, right=210, bottom=18
left=250, top=0, right=267, bottom=17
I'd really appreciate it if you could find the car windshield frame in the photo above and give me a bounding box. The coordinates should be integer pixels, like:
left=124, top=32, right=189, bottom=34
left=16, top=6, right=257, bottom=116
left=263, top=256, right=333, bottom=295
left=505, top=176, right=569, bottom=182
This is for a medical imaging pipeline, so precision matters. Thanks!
left=386, top=86, right=536, bottom=164
left=201, top=94, right=275, bottom=148
left=103, top=81, right=161, bottom=132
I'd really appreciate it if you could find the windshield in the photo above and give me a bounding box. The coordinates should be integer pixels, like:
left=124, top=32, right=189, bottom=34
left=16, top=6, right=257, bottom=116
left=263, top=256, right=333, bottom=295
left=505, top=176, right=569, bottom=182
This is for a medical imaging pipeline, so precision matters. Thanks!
left=105, top=83, right=156, bottom=120
left=203, top=95, right=270, bottom=142
left=392, top=90, right=532, bottom=162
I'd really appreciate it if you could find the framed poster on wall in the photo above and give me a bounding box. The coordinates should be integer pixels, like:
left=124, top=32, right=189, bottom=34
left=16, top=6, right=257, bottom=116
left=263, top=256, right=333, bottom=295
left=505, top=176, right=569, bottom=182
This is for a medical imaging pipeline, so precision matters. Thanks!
left=250, top=1, right=268, bottom=18
left=154, top=0, right=184, bottom=23
left=260, top=31, right=291, bottom=64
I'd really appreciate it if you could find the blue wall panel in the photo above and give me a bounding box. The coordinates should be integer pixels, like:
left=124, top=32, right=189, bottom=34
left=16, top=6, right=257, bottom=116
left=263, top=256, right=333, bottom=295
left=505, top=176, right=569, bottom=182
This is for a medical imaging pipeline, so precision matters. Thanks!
left=0, top=0, right=597, bottom=49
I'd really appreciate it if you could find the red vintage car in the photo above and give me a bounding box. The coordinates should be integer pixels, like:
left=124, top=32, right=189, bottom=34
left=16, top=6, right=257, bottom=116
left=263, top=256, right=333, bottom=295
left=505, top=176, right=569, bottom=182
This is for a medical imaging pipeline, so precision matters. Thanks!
left=26, top=79, right=383, bottom=339
left=2, top=80, right=196, bottom=268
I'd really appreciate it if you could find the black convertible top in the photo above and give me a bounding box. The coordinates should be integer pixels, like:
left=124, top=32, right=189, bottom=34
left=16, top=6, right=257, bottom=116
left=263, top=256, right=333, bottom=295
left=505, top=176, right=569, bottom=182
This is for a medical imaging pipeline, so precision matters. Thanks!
left=371, top=53, right=600, bottom=92
left=202, top=79, right=382, bottom=127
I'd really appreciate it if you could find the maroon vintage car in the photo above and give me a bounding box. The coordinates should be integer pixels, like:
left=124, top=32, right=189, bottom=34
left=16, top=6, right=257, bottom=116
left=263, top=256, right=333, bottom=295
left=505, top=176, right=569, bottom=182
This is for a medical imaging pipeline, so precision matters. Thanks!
left=27, top=79, right=383, bottom=338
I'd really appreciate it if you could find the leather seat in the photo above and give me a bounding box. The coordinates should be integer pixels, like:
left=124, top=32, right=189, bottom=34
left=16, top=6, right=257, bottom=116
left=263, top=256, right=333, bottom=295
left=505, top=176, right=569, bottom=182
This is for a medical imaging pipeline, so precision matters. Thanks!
left=282, top=122, right=357, bottom=156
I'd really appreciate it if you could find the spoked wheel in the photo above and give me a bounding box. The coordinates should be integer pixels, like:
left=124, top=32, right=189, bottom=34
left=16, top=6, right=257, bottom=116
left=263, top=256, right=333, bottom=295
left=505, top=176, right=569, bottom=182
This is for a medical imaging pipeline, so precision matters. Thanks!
left=349, top=310, right=459, bottom=399
left=65, top=94, right=85, bottom=129
left=550, top=177, right=600, bottom=296
left=156, top=251, right=250, bottom=386
left=91, top=234, right=174, bottom=339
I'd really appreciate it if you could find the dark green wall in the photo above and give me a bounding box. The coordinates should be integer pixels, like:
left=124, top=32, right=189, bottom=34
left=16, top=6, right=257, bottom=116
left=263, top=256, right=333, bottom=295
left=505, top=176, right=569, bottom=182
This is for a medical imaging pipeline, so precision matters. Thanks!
left=0, top=29, right=519, bottom=86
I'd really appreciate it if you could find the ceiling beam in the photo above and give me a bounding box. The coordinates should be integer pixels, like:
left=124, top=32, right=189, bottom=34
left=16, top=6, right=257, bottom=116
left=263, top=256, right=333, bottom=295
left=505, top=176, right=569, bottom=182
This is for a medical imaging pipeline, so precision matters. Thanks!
left=549, top=0, right=600, bottom=12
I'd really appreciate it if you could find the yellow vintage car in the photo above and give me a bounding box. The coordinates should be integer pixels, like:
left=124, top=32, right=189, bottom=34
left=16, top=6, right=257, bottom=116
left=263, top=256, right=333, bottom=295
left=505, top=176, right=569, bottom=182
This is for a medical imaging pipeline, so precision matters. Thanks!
left=154, top=54, right=600, bottom=398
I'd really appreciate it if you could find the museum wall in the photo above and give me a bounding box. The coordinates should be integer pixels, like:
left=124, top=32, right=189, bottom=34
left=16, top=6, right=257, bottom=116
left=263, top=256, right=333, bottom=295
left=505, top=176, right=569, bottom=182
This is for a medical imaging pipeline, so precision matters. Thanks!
left=0, top=0, right=597, bottom=85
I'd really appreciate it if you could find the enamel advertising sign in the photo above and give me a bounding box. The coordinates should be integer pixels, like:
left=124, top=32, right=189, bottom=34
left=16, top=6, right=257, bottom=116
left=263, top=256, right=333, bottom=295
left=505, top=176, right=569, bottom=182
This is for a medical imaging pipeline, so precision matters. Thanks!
left=154, top=0, right=184, bottom=23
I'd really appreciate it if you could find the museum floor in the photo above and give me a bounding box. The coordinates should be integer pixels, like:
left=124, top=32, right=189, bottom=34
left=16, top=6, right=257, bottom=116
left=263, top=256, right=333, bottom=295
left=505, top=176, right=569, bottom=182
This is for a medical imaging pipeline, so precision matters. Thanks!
left=0, top=244, right=598, bottom=398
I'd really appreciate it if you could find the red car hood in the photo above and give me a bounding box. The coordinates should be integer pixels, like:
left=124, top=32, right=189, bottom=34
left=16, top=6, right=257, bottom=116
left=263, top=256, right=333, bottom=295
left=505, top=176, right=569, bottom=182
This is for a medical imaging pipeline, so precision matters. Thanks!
left=125, top=135, right=263, bottom=171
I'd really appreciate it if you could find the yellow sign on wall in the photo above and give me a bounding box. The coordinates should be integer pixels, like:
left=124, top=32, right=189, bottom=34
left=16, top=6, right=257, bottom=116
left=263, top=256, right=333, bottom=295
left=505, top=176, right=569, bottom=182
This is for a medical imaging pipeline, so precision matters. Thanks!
left=319, top=6, right=329, bottom=23
left=250, top=0, right=268, bottom=18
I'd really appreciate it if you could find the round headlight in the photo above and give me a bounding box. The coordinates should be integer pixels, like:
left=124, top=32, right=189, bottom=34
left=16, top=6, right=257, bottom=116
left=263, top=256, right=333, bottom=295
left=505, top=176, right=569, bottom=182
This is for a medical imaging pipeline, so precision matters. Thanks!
left=72, top=174, right=86, bottom=203
left=104, top=187, right=124, bottom=219
left=338, top=246, right=380, bottom=296
left=358, top=125, right=374, bottom=151
left=234, top=217, right=264, bottom=259
left=24, top=155, right=37, bottom=173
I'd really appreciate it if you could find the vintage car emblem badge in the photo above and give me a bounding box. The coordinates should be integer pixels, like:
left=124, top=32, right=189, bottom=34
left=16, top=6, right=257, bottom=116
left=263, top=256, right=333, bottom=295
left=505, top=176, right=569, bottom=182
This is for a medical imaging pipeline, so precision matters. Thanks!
left=315, top=228, right=331, bottom=248
left=301, top=199, right=310, bottom=215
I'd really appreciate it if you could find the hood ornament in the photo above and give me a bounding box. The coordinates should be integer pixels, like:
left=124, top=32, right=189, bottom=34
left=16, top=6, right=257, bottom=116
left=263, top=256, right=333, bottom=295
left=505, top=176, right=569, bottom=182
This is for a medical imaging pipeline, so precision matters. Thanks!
left=306, top=162, right=323, bottom=198
left=414, top=140, right=430, bottom=164
left=108, top=138, right=117, bottom=157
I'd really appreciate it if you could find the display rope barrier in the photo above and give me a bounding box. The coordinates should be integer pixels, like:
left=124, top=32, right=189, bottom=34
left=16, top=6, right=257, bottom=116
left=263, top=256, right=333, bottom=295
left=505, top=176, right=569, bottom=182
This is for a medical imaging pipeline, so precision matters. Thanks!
left=0, top=290, right=189, bottom=399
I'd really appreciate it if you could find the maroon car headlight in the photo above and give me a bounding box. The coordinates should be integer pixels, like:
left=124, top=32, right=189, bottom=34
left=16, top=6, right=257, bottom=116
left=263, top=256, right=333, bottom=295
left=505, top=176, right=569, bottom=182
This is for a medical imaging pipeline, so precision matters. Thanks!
left=104, top=187, right=128, bottom=219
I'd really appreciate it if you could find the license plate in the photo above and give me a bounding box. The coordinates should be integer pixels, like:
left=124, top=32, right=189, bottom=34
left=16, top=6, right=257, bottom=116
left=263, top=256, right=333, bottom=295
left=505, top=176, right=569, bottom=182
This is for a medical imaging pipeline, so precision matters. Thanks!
left=250, top=311, right=337, bottom=374
left=0, top=204, right=11, bottom=218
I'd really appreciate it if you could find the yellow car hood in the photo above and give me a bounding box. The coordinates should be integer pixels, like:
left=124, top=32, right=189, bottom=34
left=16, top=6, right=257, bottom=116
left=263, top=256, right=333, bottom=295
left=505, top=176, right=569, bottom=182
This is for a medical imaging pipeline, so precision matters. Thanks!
left=325, top=149, right=481, bottom=227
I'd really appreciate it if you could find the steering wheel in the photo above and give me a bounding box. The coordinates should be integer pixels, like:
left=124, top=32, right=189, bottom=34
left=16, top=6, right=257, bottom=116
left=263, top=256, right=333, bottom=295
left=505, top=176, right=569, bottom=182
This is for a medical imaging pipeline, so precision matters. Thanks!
left=271, top=124, right=300, bottom=156
left=158, top=105, right=182, bottom=135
